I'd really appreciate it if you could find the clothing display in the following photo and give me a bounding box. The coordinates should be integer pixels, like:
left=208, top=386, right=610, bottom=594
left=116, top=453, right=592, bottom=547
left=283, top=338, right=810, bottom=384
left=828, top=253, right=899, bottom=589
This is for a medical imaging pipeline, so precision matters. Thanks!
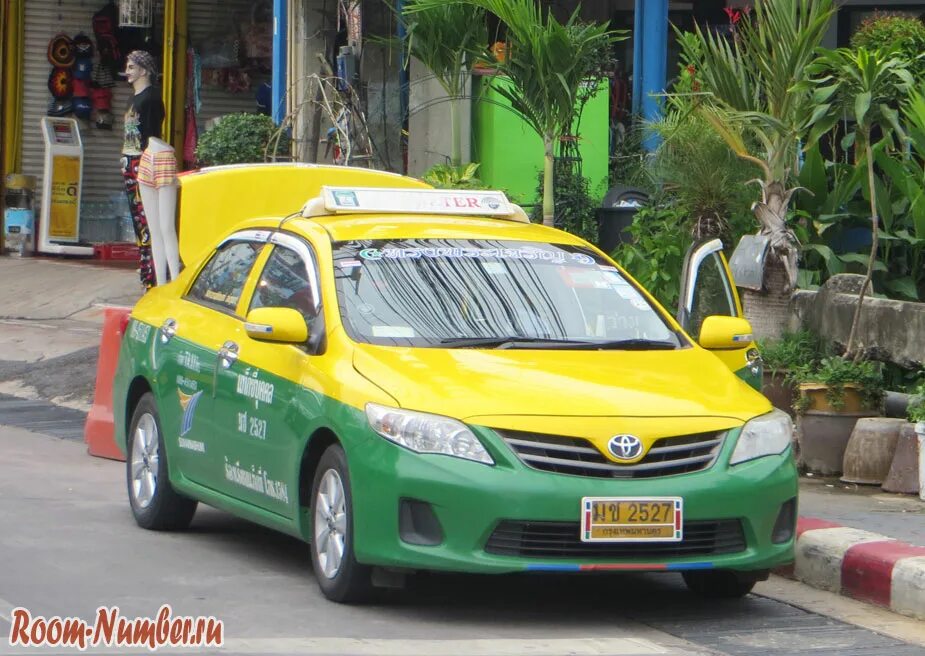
left=139, top=139, right=181, bottom=285
left=138, top=149, right=178, bottom=188
left=122, top=86, right=164, bottom=156
left=121, top=155, right=156, bottom=288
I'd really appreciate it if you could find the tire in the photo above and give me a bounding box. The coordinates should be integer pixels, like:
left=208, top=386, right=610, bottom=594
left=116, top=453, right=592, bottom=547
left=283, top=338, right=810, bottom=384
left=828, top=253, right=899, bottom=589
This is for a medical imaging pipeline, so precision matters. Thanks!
left=310, top=444, right=372, bottom=603
left=682, top=570, right=757, bottom=599
left=126, top=393, right=197, bottom=530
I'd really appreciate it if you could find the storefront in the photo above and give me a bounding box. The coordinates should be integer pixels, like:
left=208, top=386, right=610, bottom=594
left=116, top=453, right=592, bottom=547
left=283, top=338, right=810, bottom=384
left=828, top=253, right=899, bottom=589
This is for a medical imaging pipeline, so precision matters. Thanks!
left=1, top=0, right=275, bottom=246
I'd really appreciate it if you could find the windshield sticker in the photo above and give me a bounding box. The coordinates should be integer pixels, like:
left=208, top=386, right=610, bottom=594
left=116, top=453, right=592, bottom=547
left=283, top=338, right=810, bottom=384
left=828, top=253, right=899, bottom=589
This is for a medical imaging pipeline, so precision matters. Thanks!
left=339, top=259, right=362, bottom=268
left=178, top=390, right=204, bottom=438
left=616, top=286, right=644, bottom=301
left=236, top=372, right=274, bottom=408
left=631, top=298, right=650, bottom=311
left=604, top=272, right=630, bottom=286
left=224, top=458, right=290, bottom=504
left=481, top=262, right=508, bottom=275
left=561, top=269, right=612, bottom=289
left=599, top=265, right=618, bottom=272
left=358, top=246, right=596, bottom=265
left=372, top=326, right=416, bottom=338
left=236, top=411, right=267, bottom=441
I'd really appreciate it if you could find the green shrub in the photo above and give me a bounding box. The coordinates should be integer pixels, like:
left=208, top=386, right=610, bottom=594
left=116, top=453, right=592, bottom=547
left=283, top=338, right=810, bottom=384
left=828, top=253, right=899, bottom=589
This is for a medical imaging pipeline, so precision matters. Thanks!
left=422, top=163, right=488, bottom=190
left=758, top=330, right=824, bottom=381
left=611, top=200, right=690, bottom=310
left=530, top=159, right=598, bottom=243
left=794, top=356, right=885, bottom=413
left=907, top=378, right=925, bottom=423
left=195, top=113, right=290, bottom=167
left=851, top=12, right=925, bottom=80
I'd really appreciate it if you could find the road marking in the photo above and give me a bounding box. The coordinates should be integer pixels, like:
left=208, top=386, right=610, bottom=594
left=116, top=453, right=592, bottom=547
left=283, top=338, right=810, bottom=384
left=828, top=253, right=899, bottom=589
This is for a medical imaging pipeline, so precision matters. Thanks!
left=0, top=595, right=14, bottom=623
left=219, top=637, right=674, bottom=655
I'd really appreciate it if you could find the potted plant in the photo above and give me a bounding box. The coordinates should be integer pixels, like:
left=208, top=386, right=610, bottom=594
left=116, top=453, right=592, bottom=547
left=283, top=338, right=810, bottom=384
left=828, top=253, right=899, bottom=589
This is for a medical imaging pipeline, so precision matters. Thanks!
left=195, top=113, right=290, bottom=167
left=793, top=357, right=884, bottom=475
left=757, top=330, right=823, bottom=416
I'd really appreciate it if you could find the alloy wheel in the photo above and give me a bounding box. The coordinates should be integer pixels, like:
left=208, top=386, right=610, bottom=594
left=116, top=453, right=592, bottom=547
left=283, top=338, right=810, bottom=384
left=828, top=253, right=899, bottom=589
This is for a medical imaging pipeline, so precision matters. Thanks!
left=314, top=469, right=348, bottom=579
left=130, top=412, right=160, bottom=509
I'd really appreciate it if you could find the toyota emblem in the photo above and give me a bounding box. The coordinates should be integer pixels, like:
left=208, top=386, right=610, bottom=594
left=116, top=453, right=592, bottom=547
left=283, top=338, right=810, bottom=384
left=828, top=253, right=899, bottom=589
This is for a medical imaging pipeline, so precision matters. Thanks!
left=608, top=434, right=643, bottom=461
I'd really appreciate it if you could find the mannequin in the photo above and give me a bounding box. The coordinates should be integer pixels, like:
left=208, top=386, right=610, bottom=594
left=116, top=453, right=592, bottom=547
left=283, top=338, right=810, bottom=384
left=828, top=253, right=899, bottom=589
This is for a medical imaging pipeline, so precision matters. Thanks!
left=138, top=137, right=180, bottom=285
left=120, top=50, right=164, bottom=289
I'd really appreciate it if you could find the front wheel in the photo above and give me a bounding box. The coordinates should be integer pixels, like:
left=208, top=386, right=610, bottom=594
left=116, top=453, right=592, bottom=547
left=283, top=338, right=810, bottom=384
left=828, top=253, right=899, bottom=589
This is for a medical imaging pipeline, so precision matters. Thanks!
left=127, top=393, right=197, bottom=530
left=310, top=444, right=372, bottom=603
left=682, top=570, right=758, bottom=599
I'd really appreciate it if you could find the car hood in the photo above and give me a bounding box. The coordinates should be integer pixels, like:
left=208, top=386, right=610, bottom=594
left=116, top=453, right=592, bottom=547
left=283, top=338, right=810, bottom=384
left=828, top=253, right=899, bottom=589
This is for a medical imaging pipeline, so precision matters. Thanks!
left=352, top=343, right=770, bottom=424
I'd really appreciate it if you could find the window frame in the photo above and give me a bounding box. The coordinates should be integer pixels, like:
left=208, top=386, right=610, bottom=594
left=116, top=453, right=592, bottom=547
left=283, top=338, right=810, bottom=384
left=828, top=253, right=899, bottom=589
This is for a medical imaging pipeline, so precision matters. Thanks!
left=183, top=229, right=273, bottom=317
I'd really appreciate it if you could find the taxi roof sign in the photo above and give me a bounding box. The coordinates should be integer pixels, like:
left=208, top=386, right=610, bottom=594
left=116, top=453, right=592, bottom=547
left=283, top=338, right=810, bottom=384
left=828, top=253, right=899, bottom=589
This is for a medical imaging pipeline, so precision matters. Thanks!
left=314, top=186, right=515, bottom=217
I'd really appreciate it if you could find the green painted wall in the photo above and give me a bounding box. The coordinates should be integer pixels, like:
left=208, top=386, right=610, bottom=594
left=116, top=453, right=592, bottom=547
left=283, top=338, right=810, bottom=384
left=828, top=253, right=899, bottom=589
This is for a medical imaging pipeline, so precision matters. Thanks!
left=471, top=75, right=610, bottom=210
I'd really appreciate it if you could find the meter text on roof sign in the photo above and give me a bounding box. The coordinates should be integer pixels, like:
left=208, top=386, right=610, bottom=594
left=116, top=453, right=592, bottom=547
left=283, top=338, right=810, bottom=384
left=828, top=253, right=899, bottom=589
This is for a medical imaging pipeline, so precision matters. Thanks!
left=321, top=186, right=515, bottom=217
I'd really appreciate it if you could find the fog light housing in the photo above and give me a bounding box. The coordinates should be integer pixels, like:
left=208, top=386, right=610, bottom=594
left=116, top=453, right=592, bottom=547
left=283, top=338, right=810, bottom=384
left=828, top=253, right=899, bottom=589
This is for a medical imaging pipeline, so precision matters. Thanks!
left=771, top=497, right=797, bottom=544
left=399, top=498, right=443, bottom=546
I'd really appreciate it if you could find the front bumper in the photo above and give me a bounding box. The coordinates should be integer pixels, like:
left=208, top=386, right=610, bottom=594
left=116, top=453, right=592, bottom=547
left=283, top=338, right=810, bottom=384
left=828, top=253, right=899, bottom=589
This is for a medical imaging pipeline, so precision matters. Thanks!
left=347, top=425, right=798, bottom=574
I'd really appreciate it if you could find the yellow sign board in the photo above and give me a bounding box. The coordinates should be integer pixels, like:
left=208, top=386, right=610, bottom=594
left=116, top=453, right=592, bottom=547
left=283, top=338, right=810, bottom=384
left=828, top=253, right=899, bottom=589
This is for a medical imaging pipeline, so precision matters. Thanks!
left=49, top=155, right=80, bottom=240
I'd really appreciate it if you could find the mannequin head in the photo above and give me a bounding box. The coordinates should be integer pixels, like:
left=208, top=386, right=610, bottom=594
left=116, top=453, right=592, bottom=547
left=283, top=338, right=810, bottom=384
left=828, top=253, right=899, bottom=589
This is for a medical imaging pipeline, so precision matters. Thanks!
left=124, top=50, right=157, bottom=93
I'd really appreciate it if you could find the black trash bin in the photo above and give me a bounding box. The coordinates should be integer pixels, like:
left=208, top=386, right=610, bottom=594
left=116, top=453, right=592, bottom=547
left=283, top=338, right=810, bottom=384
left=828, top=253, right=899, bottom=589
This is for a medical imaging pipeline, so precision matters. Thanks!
left=596, top=186, right=649, bottom=254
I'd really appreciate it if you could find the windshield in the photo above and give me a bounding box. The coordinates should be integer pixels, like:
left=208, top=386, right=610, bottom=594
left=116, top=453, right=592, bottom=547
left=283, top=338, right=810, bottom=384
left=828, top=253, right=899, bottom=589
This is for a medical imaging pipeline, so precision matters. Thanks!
left=332, top=239, right=684, bottom=349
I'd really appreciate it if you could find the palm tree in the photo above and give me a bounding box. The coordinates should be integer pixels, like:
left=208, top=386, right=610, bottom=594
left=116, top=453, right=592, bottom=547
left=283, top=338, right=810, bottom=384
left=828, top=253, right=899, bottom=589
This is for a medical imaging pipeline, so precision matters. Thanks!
left=406, top=0, right=623, bottom=227
left=803, top=47, right=913, bottom=359
left=675, top=0, right=834, bottom=335
left=402, top=0, right=487, bottom=167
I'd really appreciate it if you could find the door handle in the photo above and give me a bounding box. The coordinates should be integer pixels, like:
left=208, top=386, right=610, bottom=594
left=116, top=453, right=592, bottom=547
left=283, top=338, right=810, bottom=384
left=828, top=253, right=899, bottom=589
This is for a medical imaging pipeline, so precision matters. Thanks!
left=218, top=341, right=239, bottom=369
left=159, top=318, right=178, bottom=343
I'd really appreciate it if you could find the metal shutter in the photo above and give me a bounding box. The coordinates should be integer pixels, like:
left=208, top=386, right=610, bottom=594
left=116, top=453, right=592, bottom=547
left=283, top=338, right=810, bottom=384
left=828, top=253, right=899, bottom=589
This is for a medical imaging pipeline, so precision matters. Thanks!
left=21, top=0, right=140, bottom=206
left=187, top=0, right=269, bottom=132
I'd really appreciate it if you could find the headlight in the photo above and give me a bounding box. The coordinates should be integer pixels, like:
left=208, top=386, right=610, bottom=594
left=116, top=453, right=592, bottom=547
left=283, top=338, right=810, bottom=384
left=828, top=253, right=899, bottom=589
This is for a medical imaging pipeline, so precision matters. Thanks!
left=730, top=409, right=793, bottom=466
left=365, top=403, right=494, bottom=465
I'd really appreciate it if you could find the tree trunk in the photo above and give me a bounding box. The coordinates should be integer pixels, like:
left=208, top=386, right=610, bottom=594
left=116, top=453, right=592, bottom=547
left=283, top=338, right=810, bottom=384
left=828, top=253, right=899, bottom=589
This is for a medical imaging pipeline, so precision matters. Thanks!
left=845, top=135, right=879, bottom=361
left=450, top=99, right=461, bottom=168
left=542, top=138, right=555, bottom=227
left=740, top=257, right=794, bottom=341
left=751, top=180, right=800, bottom=295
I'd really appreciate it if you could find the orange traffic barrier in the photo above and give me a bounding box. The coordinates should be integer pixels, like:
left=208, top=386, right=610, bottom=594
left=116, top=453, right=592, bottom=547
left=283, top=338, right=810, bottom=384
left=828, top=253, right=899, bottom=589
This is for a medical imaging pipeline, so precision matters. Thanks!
left=84, top=306, right=133, bottom=461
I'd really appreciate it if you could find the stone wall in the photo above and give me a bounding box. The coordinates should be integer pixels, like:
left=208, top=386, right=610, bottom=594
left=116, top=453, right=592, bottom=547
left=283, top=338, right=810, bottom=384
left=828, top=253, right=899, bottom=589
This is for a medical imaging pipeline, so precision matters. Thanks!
left=790, top=275, right=925, bottom=368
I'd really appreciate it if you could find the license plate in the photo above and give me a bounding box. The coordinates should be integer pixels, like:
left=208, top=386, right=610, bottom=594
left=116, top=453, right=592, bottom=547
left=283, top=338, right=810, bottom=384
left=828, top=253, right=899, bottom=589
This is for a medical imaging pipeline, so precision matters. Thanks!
left=580, top=497, right=683, bottom=542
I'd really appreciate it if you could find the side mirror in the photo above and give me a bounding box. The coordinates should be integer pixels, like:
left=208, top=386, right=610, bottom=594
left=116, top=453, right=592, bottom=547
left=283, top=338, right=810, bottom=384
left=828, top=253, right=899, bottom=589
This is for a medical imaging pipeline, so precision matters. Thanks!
left=698, top=316, right=754, bottom=350
left=245, top=307, right=309, bottom=344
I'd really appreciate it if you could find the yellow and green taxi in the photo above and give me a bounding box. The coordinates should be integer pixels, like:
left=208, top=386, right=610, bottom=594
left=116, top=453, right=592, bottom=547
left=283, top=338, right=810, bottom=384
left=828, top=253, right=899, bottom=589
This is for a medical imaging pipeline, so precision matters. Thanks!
left=113, top=164, right=796, bottom=603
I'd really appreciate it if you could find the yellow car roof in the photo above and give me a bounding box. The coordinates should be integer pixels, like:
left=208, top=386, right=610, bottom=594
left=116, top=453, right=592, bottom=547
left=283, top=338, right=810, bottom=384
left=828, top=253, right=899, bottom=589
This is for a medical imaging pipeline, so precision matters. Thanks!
left=294, top=214, right=587, bottom=244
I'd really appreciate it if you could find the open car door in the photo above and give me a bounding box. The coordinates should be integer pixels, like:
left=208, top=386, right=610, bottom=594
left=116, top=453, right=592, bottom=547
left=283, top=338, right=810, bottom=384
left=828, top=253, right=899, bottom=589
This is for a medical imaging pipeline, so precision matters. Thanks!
left=677, top=239, right=762, bottom=390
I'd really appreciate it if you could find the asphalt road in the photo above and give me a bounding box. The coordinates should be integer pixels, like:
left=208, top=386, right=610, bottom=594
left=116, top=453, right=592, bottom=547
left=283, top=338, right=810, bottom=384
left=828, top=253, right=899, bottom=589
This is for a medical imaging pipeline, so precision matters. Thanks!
left=1, top=425, right=924, bottom=656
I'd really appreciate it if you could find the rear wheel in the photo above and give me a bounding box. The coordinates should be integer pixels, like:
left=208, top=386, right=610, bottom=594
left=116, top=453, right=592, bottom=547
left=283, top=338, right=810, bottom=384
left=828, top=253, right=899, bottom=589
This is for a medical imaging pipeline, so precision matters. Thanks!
left=682, top=570, right=757, bottom=599
left=310, top=444, right=372, bottom=603
left=127, top=393, right=197, bottom=530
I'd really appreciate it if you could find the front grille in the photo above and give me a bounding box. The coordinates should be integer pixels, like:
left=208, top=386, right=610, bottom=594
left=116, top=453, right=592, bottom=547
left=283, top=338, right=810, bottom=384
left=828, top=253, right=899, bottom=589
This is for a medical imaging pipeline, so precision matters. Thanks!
left=485, top=519, right=745, bottom=558
left=496, top=429, right=726, bottom=478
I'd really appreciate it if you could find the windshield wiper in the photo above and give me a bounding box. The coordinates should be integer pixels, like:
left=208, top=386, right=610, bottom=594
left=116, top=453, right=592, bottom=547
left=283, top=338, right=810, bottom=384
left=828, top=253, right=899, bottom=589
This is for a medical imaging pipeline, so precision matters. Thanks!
left=439, top=336, right=592, bottom=349
left=575, top=338, right=679, bottom=351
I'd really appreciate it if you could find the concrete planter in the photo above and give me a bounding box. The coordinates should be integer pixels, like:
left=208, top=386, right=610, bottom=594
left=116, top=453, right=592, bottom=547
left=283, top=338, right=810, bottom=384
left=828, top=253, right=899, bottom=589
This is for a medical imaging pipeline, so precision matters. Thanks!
left=798, top=383, right=867, bottom=414
left=883, top=422, right=922, bottom=494
left=797, top=410, right=879, bottom=476
left=917, top=422, right=925, bottom=501
left=841, top=417, right=905, bottom=485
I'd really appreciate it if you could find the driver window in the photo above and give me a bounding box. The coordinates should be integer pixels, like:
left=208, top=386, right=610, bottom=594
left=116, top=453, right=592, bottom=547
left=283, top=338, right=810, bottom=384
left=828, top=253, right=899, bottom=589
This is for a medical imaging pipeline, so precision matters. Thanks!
left=187, top=240, right=265, bottom=313
left=250, top=245, right=320, bottom=331
left=689, top=253, right=736, bottom=338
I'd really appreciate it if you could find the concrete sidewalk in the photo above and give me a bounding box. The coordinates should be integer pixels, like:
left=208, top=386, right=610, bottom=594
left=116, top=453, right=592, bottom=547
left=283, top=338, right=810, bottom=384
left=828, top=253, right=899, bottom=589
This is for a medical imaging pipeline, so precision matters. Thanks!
left=0, top=256, right=141, bottom=409
left=0, top=254, right=923, bottom=620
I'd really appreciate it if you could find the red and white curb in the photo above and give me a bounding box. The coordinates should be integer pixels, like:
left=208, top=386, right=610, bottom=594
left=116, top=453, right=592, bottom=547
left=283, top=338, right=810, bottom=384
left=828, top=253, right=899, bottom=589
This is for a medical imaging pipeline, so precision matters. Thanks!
left=776, top=517, right=925, bottom=620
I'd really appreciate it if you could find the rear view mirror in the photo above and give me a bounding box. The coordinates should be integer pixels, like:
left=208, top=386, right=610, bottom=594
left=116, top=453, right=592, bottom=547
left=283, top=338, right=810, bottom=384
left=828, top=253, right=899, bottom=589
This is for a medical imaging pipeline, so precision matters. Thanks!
left=697, top=316, right=754, bottom=350
left=245, top=307, right=309, bottom=344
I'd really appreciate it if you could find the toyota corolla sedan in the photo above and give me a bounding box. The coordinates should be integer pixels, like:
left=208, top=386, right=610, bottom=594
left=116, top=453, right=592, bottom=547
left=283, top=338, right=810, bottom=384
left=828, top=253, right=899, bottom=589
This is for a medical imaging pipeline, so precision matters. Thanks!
left=112, top=164, right=797, bottom=603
